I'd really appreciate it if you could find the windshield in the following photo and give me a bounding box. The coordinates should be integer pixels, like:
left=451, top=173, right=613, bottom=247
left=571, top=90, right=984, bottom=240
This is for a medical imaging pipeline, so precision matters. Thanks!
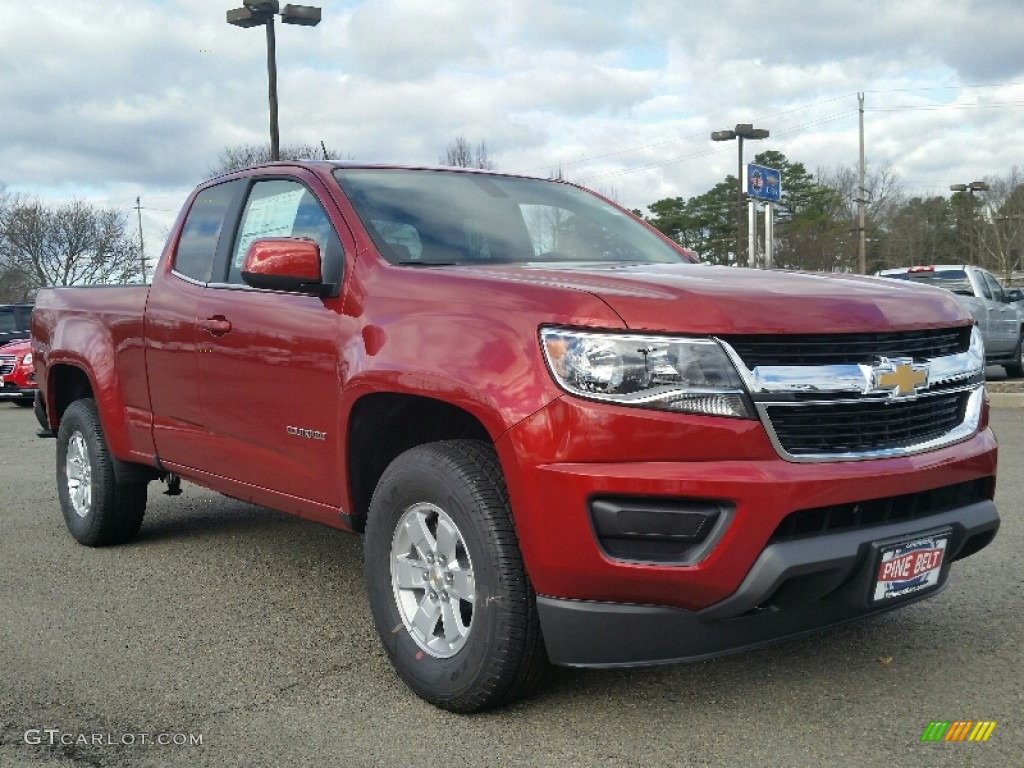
left=333, top=169, right=691, bottom=266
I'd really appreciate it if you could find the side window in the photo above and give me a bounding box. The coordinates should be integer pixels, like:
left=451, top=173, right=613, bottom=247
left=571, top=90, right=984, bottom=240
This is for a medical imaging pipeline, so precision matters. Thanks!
left=973, top=271, right=992, bottom=299
left=174, top=180, right=241, bottom=283
left=982, top=271, right=1004, bottom=302
left=228, top=179, right=339, bottom=285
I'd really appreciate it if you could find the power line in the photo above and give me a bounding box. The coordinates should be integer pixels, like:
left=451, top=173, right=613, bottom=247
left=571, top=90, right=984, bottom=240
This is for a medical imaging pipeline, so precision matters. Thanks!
left=867, top=101, right=1024, bottom=112
left=522, top=80, right=1024, bottom=183
left=577, top=112, right=859, bottom=183
left=863, top=81, right=1024, bottom=94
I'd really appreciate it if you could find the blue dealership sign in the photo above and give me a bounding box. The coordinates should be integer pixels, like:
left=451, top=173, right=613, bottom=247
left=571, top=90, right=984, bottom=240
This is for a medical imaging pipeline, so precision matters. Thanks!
left=744, top=163, right=782, bottom=202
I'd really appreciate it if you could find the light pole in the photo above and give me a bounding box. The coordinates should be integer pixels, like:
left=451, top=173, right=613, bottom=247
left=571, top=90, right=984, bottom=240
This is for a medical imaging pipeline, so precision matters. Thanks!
left=227, top=2, right=322, bottom=161
left=711, top=123, right=769, bottom=267
left=950, top=181, right=989, bottom=264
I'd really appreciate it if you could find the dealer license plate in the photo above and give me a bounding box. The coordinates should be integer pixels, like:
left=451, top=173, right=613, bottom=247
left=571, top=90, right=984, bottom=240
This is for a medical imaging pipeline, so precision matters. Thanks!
left=872, top=534, right=948, bottom=602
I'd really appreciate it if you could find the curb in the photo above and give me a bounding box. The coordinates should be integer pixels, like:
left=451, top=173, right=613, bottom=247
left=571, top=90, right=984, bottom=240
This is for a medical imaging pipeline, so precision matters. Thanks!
left=987, top=392, right=1024, bottom=408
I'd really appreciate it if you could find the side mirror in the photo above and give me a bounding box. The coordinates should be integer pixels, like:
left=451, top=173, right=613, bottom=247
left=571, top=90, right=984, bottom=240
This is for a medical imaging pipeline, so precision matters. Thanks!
left=241, top=237, right=328, bottom=294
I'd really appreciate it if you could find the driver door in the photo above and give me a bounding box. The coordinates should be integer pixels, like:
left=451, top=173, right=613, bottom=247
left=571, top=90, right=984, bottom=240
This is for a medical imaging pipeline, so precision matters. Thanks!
left=192, top=175, right=346, bottom=509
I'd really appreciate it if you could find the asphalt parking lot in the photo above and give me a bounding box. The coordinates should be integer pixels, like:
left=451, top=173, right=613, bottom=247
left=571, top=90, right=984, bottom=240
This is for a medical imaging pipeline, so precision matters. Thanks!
left=1, top=402, right=1021, bottom=768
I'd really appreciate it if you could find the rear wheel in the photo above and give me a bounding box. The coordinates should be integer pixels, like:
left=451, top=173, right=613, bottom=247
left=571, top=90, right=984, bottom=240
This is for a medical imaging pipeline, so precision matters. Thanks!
left=56, top=399, right=147, bottom=546
left=1004, top=335, right=1024, bottom=379
left=364, top=440, right=547, bottom=712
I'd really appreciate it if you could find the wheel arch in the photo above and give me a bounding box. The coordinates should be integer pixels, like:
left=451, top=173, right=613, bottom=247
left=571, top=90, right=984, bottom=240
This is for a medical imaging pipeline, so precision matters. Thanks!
left=46, top=363, right=159, bottom=484
left=45, top=362, right=95, bottom=427
left=346, top=392, right=493, bottom=531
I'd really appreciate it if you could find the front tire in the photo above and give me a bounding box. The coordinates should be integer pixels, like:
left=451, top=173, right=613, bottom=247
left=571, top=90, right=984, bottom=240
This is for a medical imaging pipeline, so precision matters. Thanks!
left=364, top=440, right=546, bottom=712
left=56, top=399, right=147, bottom=546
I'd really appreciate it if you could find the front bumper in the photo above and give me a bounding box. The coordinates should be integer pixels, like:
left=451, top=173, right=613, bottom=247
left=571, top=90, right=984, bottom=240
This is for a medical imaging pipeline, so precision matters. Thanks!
left=538, top=500, right=997, bottom=666
left=0, top=381, right=36, bottom=400
left=496, top=395, right=1000, bottom=666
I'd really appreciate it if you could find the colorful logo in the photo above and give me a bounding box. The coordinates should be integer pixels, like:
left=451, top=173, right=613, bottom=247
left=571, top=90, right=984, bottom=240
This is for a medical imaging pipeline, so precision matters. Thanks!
left=872, top=357, right=929, bottom=397
left=920, top=721, right=997, bottom=742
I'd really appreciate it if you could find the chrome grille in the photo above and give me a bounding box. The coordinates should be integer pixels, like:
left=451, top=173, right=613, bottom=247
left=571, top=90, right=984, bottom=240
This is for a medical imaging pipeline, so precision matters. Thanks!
left=0, top=355, right=14, bottom=376
left=721, top=325, right=984, bottom=462
left=763, top=392, right=969, bottom=456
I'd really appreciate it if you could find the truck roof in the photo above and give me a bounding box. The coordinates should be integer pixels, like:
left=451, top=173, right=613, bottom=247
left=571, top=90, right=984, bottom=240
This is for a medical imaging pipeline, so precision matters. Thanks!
left=208, top=160, right=553, bottom=184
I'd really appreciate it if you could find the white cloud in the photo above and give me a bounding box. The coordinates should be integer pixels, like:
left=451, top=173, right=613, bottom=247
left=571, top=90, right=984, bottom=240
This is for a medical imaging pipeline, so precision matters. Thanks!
left=1, top=0, right=1022, bottom=244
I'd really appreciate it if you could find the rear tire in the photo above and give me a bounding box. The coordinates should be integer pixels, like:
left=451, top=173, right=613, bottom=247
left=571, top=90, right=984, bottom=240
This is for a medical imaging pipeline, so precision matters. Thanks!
left=364, top=440, right=547, bottom=712
left=56, top=399, right=147, bottom=546
left=1004, top=335, right=1024, bottom=379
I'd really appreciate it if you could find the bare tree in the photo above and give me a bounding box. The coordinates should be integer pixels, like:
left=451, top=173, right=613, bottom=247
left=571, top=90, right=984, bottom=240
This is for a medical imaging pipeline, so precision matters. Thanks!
left=817, top=161, right=903, bottom=224
left=816, top=161, right=905, bottom=272
left=0, top=197, right=141, bottom=290
left=441, top=136, right=495, bottom=169
left=208, top=142, right=350, bottom=177
left=0, top=187, right=33, bottom=300
left=977, top=167, right=1024, bottom=282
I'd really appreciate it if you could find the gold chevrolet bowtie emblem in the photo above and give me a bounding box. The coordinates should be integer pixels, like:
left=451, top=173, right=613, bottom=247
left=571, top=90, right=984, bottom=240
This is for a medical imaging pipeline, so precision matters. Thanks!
left=875, top=359, right=929, bottom=396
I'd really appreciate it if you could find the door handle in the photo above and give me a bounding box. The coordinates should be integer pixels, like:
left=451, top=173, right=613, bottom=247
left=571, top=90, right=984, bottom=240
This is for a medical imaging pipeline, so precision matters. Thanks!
left=201, top=316, right=232, bottom=336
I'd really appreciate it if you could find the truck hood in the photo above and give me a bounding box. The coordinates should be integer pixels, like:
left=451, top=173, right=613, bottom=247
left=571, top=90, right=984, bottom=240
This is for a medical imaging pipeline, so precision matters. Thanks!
left=458, top=262, right=972, bottom=335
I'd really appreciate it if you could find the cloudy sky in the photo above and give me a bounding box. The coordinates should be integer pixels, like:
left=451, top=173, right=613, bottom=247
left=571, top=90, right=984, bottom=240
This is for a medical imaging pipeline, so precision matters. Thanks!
left=2, top=0, right=1023, bottom=246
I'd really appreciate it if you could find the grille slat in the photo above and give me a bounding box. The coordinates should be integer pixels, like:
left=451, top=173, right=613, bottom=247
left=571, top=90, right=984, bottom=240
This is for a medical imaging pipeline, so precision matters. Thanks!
left=0, top=355, right=14, bottom=376
left=770, top=478, right=994, bottom=542
left=724, top=327, right=971, bottom=367
left=764, top=393, right=968, bottom=455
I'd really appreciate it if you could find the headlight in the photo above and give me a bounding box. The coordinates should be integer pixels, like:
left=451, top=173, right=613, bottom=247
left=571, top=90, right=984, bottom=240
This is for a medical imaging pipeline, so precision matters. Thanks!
left=22, top=352, right=33, bottom=367
left=969, top=325, right=984, bottom=369
left=540, top=328, right=753, bottom=418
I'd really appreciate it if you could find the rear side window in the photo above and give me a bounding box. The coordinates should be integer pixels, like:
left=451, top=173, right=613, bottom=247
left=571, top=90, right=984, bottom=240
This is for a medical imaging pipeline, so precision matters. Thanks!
left=0, top=306, right=32, bottom=342
left=886, top=269, right=975, bottom=297
left=174, top=181, right=242, bottom=283
left=15, top=306, right=31, bottom=329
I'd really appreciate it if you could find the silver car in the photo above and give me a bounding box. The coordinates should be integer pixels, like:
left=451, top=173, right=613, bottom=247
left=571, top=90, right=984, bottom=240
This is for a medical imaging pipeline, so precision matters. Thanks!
left=876, top=265, right=1023, bottom=378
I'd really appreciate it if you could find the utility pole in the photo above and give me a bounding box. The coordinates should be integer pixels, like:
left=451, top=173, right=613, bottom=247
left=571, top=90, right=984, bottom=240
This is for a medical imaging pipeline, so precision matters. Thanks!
left=135, top=196, right=146, bottom=283
left=857, top=92, right=866, bottom=275
left=264, top=12, right=279, bottom=160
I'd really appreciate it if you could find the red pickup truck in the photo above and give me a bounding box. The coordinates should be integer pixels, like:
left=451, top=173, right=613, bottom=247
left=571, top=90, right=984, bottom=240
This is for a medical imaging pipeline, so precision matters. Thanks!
left=32, top=162, right=999, bottom=712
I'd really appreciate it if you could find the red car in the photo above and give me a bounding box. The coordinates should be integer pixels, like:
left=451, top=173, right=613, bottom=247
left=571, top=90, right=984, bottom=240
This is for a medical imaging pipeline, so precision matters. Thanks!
left=0, top=339, right=36, bottom=407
